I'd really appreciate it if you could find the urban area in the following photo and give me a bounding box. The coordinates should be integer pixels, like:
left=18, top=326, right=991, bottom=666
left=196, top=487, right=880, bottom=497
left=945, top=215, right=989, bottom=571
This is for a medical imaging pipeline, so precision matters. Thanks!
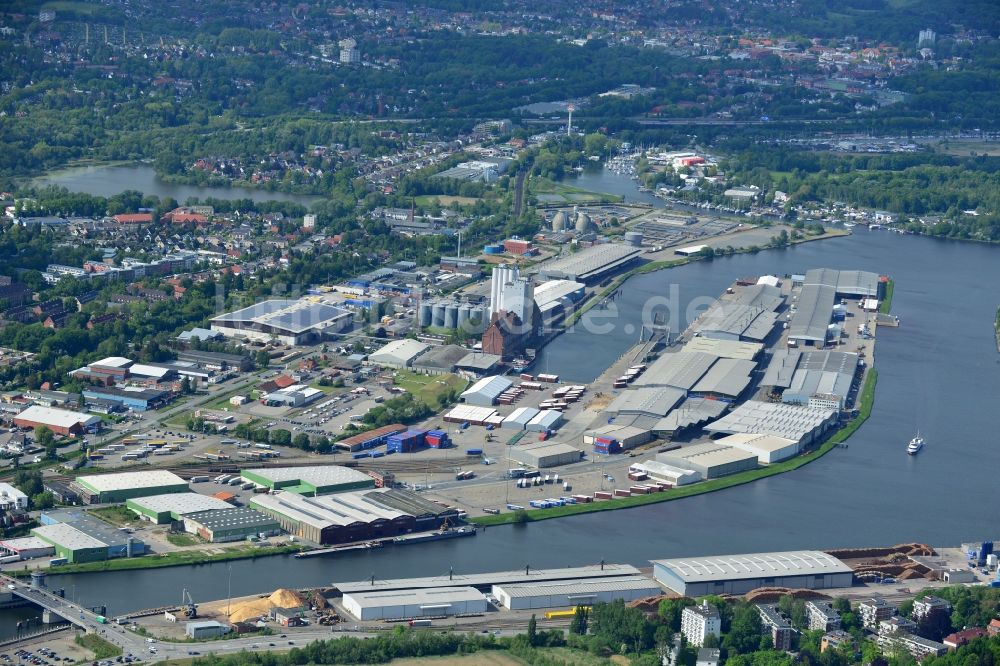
left=0, top=0, right=999, bottom=664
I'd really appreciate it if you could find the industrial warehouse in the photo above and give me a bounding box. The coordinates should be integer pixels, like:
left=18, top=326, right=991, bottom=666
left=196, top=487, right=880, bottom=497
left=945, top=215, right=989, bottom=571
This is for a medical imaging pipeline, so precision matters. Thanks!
left=240, top=466, right=375, bottom=496
left=652, top=550, right=855, bottom=596
left=492, top=576, right=662, bottom=610
left=73, top=470, right=189, bottom=503
left=249, top=487, right=458, bottom=545
left=341, top=587, right=487, bottom=620
left=33, top=510, right=146, bottom=563
left=12, top=405, right=101, bottom=436
left=126, top=493, right=233, bottom=524
left=209, top=299, right=354, bottom=345
left=536, top=243, right=642, bottom=283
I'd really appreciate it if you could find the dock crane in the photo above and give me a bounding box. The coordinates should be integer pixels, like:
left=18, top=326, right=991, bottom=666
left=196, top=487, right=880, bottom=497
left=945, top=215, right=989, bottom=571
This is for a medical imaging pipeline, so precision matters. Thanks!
left=182, top=588, right=198, bottom=619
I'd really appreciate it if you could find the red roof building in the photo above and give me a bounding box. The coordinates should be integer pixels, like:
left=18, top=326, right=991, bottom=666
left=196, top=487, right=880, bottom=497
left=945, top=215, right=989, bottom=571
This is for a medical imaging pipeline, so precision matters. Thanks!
left=113, top=213, right=153, bottom=224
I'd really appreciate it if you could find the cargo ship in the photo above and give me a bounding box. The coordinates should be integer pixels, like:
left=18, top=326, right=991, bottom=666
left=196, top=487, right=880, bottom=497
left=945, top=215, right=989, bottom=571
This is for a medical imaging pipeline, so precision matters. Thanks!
left=392, top=526, right=476, bottom=545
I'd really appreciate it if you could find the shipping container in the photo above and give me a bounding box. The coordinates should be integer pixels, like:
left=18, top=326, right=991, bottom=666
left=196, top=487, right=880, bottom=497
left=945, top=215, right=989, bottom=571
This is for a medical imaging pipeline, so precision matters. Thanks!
left=594, top=491, right=613, bottom=500
left=465, top=448, right=483, bottom=456
left=190, top=476, right=210, bottom=483
left=614, top=489, right=631, bottom=497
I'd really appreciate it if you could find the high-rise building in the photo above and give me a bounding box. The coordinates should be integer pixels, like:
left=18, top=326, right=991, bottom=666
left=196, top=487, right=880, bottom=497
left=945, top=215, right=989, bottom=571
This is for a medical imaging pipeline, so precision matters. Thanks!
left=339, top=38, right=360, bottom=64
left=303, top=214, right=316, bottom=230
left=682, top=601, right=721, bottom=647
left=918, top=29, right=936, bottom=46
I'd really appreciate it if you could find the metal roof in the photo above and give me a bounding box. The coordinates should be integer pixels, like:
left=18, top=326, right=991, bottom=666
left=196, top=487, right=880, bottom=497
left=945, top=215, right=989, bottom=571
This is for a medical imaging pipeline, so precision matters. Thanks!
left=634, top=352, right=717, bottom=391
left=805, top=268, right=880, bottom=297
left=537, top=244, right=641, bottom=281
left=715, top=433, right=799, bottom=455
left=652, top=550, right=852, bottom=583
left=128, top=493, right=232, bottom=515
left=493, top=575, right=660, bottom=598
left=608, top=386, right=686, bottom=417
left=77, top=470, right=187, bottom=493
left=704, top=400, right=837, bottom=443
left=526, top=410, right=563, bottom=430
left=695, top=285, right=784, bottom=341
left=242, top=466, right=372, bottom=489
left=14, top=405, right=101, bottom=429
left=33, top=523, right=106, bottom=550
left=335, top=564, right=644, bottom=594
left=91, top=357, right=132, bottom=368
left=788, top=284, right=835, bottom=342
left=683, top=338, right=764, bottom=361
left=691, top=358, right=756, bottom=397
left=183, top=507, right=281, bottom=531
left=411, top=344, right=469, bottom=371
left=503, top=407, right=540, bottom=427
left=343, top=587, right=485, bottom=608
left=761, top=349, right=800, bottom=388
left=461, top=375, right=513, bottom=401
left=212, top=299, right=350, bottom=334
left=659, top=442, right=758, bottom=469
left=653, top=397, right=728, bottom=433
left=368, top=339, right=430, bottom=366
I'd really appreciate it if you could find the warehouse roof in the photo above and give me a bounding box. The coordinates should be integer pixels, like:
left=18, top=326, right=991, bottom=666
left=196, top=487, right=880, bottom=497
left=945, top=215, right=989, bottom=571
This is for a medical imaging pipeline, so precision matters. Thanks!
left=588, top=424, right=651, bottom=441
left=445, top=405, right=498, bottom=422
left=493, top=576, right=660, bottom=598
left=654, top=398, right=728, bottom=433
left=251, top=488, right=447, bottom=530
left=537, top=244, right=641, bottom=281
left=652, top=550, right=852, bottom=583
left=659, top=442, right=758, bottom=469
left=128, top=493, right=233, bottom=516
left=804, top=268, right=880, bottom=297
left=691, top=358, right=756, bottom=398
left=695, top=285, right=784, bottom=341
left=344, top=587, right=485, bottom=608
left=368, top=339, right=430, bottom=366
left=91, top=357, right=132, bottom=368
left=762, top=349, right=800, bottom=388
left=212, top=299, right=350, bottom=334
left=683, top=338, right=764, bottom=361
left=631, top=460, right=701, bottom=484
left=514, top=442, right=580, bottom=459
left=716, top=433, right=799, bottom=455
left=705, top=400, right=836, bottom=442
left=128, top=363, right=174, bottom=379
left=608, top=386, right=686, bottom=417
left=77, top=470, right=187, bottom=493
left=411, top=345, right=469, bottom=372
left=242, top=466, right=373, bottom=489
left=786, top=368, right=853, bottom=402
left=455, top=352, right=502, bottom=372
left=788, top=283, right=835, bottom=342
left=184, top=507, right=281, bottom=531
left=503, top=407, right=540, bottom=427
left=527, top=410, right=562, bottom=430
left=0, top=536, right=54, bottom=553
left=33, top=523, right=106, bottom=550
left=14, top=405, right=101, bottom=429
left=533, top=280, right=585, bottom=308
left=335, top=564, right=644, bottom=594
left=634, top=352, right=716, bottom=391
left=461, top=375, right=513, bottom=401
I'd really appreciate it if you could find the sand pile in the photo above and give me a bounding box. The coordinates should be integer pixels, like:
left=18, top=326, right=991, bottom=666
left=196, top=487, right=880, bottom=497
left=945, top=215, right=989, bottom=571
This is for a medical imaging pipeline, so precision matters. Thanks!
left=227, top=588, right=310, bottom=623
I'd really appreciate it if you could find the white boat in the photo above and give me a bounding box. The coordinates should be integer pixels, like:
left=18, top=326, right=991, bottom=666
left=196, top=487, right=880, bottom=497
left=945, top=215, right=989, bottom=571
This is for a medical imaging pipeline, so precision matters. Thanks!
left=907, top=432, right=924, bottom=455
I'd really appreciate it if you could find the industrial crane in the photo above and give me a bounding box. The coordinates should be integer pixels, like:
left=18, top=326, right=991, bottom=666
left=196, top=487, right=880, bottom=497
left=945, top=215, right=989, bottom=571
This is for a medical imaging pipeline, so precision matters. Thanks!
left=182, top=588, right=198, bottom=619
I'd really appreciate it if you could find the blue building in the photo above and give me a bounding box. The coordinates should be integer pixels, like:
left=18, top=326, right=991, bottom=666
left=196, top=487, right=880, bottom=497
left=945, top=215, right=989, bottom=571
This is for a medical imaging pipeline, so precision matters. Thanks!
left=82, top=386, right=170, bottom=411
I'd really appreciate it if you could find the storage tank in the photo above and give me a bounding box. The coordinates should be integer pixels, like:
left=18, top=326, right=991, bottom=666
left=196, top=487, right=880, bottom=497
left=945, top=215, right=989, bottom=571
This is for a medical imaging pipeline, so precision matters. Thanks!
left=457, top=304, right=472, bottom=330
left=624, top=231, right=643, bottom=247
left=552, top=211, right=569, bottom=232
left=444, top=303, right=459, bottom=329
left=483, top=243, right=504, bottom=255
left=432, top=301, right=446, bottom=328
left=418, top=302, right=433, bottom=327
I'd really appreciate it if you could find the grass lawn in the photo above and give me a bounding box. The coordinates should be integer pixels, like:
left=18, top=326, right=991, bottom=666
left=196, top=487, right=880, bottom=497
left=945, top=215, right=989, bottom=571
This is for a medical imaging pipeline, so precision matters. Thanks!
left=75, top=635, right=122, bottom=659
left=529, top=177, right=622, bottom=204
left=89, top=505, right=140, bottom=527
left=18, top=544, right=303, bottom=576
left=879, top=279, right=895, bottom=314
left=166, top=532, right=204, bottom=547
left=414, top=195, right=480, bottom=207
left=473, top=369, right=879, bottom=527
left=393, top=371, right=469, bottom=409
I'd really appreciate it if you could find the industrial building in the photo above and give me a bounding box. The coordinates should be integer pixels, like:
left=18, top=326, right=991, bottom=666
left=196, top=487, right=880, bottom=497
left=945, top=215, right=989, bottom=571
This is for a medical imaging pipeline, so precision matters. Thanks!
left=763, top=350, right=860, bottom=410
left=182, top=507, right=282, bottom=543
left=652, top=550, right=855, bottom=596
left=525, top=409, right=563, bottom=432
left=367, top=339, right=431, bottom=369
left=607, top=387, right=686, bottom=419
left=335, top=424, right=406, bottom=452
left=342, top=587, right=487, bottom=620
left=0, top=483, right=28, bottom=510
left=656, top=442, right=758, bottom=479
left=537, top=244, right=642, bottom=283
left=186, top=621, right=231, bottom=639
left=492, top=576, right=661, bottom=610
left=33, top=511, right=146, bottom=563
left=12, top=405, right=101, bottom=436
left=250, top=488, right=458, bottom=545
left=81, top=386, right=170, bottom=411
left=508, top=442, right=583, bottom=469
left=682, top=338, right=764, bottom=361
left=74, top=470, right=189, bottom=504
left=210, top=299, right=353, bottom=345
left=715, top=433, right=801, bottom=464
left=241, top=467, right=374, bottom=496
left=652, top=398, right=729, bottom=437
left=259, top=384, right=325, bottom=407
left=584, top=424, right=652, bottom=451
left=0, top=537, right=55, bottom=561
left=501, top=407, right=540, bottom=430
left=788, top=284, right=837, bottom=346
left=460, top=375, right=513, bottom=406
left=533, top=279, right=585, bottom=321
left=411, top=345, right=473, bottom=375
left=629, top=460, right=701, bottom=486
left=631, top=352, right=755, bottom=400
left=802, top=268, right=884, bottom=299
left=126, top=493, right=233, bottom=524
left=417, top=301, right=490, bottom=332
left=704, top=400, right=838, bottom=446
left=694, top=284, right=784, bottom=342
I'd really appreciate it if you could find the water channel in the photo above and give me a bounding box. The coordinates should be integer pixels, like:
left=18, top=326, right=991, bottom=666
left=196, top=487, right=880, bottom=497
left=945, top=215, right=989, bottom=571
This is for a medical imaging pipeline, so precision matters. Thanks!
left=32, top=164, right=325, bottom=207
left=6, top=168, right=1000, bottom=628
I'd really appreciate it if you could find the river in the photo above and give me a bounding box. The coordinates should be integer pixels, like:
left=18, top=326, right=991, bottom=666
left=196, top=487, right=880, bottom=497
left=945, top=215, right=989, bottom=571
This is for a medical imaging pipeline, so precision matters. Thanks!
left=6, top=172, right=1000, bottom=627
left=32, top=164, right=325, bottom=207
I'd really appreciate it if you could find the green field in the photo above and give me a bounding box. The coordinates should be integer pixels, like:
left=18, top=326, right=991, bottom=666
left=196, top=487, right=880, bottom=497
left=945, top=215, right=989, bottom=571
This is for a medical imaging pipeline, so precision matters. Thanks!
left=393, top=371, right=469, bottom=409
left=473, top=369, right=879, bottom=526
left=414, top=195, right=481, bottom=207
left=75, top=635, right=122, bottom=659
left=529, top=177, right=622, bottom=204
left=20, top=544, right=303, bottom=576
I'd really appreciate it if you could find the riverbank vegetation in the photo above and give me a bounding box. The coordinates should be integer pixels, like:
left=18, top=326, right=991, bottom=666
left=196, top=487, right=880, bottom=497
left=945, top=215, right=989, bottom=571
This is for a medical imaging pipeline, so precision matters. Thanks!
left=472, top=369, right=877, bottom=527
left=75, top=635, right=122, bottom=659
left=16, top=544, right=303, bottom=576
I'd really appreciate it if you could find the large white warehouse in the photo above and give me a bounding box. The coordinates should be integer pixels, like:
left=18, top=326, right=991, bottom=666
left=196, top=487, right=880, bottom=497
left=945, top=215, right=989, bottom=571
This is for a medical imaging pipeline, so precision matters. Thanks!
left=341, top=587, right=487, bottom=620
left=492, top=576, right=662, bottom=610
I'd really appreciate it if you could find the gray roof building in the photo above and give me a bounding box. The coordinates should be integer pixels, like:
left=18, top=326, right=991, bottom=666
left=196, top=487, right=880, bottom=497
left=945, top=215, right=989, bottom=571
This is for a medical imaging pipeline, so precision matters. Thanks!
left=788, top=284, right=836, bottom=344
left=536, top=244, right=642, bottom=283
left=607, top=386, right=686, bottom=418
left=704, top=400, right=837, bottom=445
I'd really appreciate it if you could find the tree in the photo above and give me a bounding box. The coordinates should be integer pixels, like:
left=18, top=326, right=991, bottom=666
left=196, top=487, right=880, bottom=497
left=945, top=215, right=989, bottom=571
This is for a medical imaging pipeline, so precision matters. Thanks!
left=724, top=603, right=764, bottom=655
left=255, top=350, right=270, bottom=368
left=527, top=614, right=537, bottom=646
left=570, top=605, right=589, bottom=635
left=292, top=433, right=311, bottom=450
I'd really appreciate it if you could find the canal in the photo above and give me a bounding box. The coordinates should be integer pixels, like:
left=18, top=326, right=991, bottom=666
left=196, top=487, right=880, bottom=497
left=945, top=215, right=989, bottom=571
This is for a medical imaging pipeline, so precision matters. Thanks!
left=23, top=228, right=1000, bottom=622
left=31, top=164, right=325, bottom=207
